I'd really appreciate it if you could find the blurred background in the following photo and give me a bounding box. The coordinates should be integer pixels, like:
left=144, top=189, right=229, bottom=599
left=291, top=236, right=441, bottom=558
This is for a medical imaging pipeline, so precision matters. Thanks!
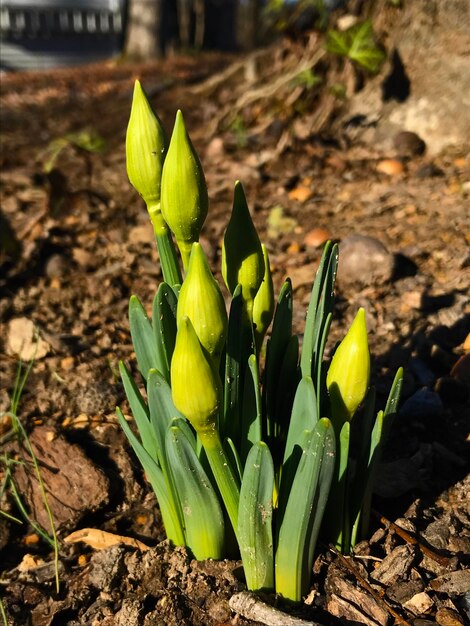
left=1, top=0, right=346, bottom=71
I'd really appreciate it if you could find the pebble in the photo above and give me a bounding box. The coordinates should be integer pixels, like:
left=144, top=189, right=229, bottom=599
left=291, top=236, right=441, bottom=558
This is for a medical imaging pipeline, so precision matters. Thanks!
left=403, top=591, right=434, bottom=616
left=6, top=317, right=51, bottom=360
left=336, top=234, right=394, bottom=286
left=393, top=131, right=426, bottom=157
left=463, top=333, right=470, bottom=351
left=376, top=158, right=404, bottom=176
left=451, top=353, right=470, bottom=384
left=415, top=162, right=444, bottom=178
left=399, top=387, right=444, bottom=419
left=44, top=253, right=68, bottom=278
left=409, top=357, right=435, bottom=387
left=303, top=227, right=332, bottom=248
left=435, top=376, right=469, bottom=403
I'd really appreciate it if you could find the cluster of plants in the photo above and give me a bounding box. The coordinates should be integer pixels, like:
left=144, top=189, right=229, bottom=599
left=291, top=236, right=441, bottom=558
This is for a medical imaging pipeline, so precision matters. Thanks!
left=118, top=80, right=402, bottom=602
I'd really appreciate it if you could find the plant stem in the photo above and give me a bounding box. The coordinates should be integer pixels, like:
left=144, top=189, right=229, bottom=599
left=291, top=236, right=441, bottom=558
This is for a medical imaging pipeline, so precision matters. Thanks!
left=148, top=204, right=182, bottom=287
left=199, top=429, right=240, bottom=535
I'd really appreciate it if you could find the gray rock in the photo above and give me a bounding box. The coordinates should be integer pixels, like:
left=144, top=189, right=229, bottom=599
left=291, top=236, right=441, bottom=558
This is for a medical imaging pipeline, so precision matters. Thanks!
left=399, top=387, right=444, bottom=419
left=337, top=234, right=394, bottom=286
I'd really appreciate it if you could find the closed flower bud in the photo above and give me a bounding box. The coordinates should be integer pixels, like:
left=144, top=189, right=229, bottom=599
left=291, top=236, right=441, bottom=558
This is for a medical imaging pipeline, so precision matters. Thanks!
left=171, top=316, right=221, bottom=434
left=327, top=308, right=370, bottom=424
left=126, top=80, right=167, bottom=231
left=252, top=244, right=274, bottom=352
left=177, top=243, right=228, bottom=365
left=161, top=110, right=208, bottom=269
left=222, top=181, right=264, bottom=318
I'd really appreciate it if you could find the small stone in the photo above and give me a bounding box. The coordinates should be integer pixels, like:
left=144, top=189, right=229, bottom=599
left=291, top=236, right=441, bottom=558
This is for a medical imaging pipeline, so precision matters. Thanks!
left=377, top=159, right=404, bottom=176
left=399, top=388, right=444, bottom=419
left=410, top=358, right=435, bottom=387
left=7, top=317, right=51, bottom=360
left=304, top=227, right=332, bottom=248
left=463, top=333, right=470, bottom=351
left=288, top=185, right=313, bottom=202
left=435, top=376, right=469, bottom=403
left=206, top=136, right=224, bottom=160
left=436, top=607, right=464, bottom=626
left=451, top=354, right=470, bottom=385
left=286, top=241, right=301, bottom=254
left=394, top=131, right=426, bottom=157
left=402, top=290, right=425, bottom=310
left=415, top=162, right=444, bottom=178
left=72, top=247, right=96, bottom=269
left=337, top=234, right=394, bottom=286
left=403, top=592, right=434, bottom=616
left=44, top=253, right=67, bottom=278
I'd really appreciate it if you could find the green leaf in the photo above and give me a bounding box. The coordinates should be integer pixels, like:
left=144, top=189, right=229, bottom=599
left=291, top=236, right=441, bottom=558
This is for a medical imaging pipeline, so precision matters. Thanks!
left=348, top=21, right=386, bottom=74
left=119, top=361, right=157, bottom=459
left=129, top=295, right=160, bottom=379
left=166, top=424, right=225, bottom=559
left=300, top=241, right=338, bottom=392
left=241, top=354, right=262, bottom=463
left=326, top=21, right=386, bottom=74
left=275, top=418, right=335, bottom=602
left=152, top=283, right=178, bottom=384
left=324, top=420, right=351, bottom=552
left=264, top=279, right=293, bottom=439
left=223, top=285, right=251, bottom=444
left=283, top=376, right=318, bottom=467
left=238, top=441, right=274, bottom=592
left=274, top=334, right=299, bottom=444
left=116, top=407, right=185, bottom=546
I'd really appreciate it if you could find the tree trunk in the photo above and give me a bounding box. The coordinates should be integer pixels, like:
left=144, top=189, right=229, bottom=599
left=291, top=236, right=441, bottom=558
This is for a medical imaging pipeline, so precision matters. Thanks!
left=125, top=0, right=163, bottom=59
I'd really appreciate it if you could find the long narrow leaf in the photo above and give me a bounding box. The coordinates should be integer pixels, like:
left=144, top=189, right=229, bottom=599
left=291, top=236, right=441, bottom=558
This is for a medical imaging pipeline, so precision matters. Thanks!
left=119, top=361, right=158, bottom=459
left=238, top=442, right=274, bottom=591
left=166, top=425, right=225, bottom=559
left=275, top=418, right=334, bottom=602
left=117, top=407, right=185, bottom=546
left=129, top=295, right=160, bottom=379
left=264, top=279, right=293, bottom=440
left=152, top=283, right=178, bottom=384
left=241, top=354, right=262, bottom=462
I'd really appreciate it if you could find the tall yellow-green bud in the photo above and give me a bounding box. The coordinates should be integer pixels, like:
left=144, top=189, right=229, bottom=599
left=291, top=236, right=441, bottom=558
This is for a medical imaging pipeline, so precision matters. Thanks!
left=161, top=110, right=208, bottom=270
left=126, top=80, right=167, bottom=233
left=171, top=316, right=221, bottom=435
left=177, top=243, right=228, bottom=366
left=252, top=244, right=274, bottom=353
left=222, top=181, right=264, bottom=321
left=327, top=307, right=370, bottom=426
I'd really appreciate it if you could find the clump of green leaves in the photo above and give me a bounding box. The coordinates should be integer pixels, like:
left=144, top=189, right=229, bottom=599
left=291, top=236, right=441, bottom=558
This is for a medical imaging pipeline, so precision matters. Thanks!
left=326, top=20, right=386, bottom=74
left=119, top=81, right=402, bottom=602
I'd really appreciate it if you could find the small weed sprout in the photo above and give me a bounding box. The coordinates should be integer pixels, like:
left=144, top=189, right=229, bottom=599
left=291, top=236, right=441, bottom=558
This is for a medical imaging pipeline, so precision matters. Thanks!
left=119, top=81, right=403, bottom=601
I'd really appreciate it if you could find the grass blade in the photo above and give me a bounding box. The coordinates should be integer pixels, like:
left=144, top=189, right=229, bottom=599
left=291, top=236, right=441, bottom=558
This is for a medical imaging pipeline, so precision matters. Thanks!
left=129, top=295, right=160, bottom=379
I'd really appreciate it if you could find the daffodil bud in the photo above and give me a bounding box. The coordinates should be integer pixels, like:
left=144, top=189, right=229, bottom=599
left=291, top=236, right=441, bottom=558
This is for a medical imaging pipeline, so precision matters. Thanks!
left=177, top=243, right=228, bottom=365
left=171, top=316, right=221, bottom=434
left=161, top=110, right=208, bottom=269
left=126, top=80, right=167, bottom=231
left=252, top=244, right=274, bottom=352
left=327, top=307, right=370, bottom=424
left=222, top=181, right=264, bottom=318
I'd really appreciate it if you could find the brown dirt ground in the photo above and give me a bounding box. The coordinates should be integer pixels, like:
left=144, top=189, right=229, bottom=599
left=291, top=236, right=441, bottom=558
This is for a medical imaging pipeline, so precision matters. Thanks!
left=1, top=30, right=469, bottom=626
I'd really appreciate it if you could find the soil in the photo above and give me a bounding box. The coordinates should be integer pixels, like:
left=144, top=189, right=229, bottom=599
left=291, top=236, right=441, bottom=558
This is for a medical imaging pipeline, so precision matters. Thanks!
left=1, top=8, right=469, bottom=626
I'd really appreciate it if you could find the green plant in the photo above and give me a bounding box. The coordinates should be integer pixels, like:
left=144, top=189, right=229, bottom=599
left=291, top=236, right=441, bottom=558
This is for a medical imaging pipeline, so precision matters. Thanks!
left=325, top=20, right=386, bottom=74
left=0, top=358, right=60, bottom=593
left=119, top=81, right=403, bottom=602
left=41, top=128, right=106, bottom=174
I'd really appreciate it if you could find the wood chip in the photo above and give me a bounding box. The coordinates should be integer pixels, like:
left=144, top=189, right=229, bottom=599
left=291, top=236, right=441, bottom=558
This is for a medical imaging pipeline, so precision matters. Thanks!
left=429, top=569, right=470, bottom=595
left=403, top=591, right=434, bottom=615
left=229, top=591, right=324, bottom=626
left=64, top=528, right=150, bottom=552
